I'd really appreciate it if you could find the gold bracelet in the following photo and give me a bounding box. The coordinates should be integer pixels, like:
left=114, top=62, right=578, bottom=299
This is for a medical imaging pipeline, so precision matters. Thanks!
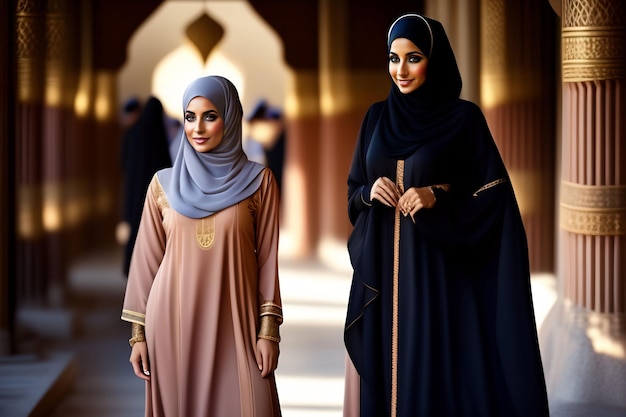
left=258, top=315, right=281, bottom=343
left=258, top=301, right=282, bottom=342
left=129, top=322, right=146, bottom=347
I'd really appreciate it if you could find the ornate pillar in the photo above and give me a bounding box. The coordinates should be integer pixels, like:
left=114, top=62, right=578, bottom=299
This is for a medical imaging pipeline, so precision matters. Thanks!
left=43, top=0, right=71, bottom=306
left=559, top=0, right=626, bottom=312
left=480, top=0, right=558, bottom=272
left=540, top=0, right=626, bottom=412
left=62, top=0, right=89, bottom=256
left=68, top=0, right=97, bottom=253
left=16, top=0, right=47, bottom=306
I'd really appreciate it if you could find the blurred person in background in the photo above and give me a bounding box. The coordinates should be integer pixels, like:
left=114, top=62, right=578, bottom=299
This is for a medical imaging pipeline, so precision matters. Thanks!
left=243, top=99, right=286, bottom=195
left=119, top=96, right=172, bottom=277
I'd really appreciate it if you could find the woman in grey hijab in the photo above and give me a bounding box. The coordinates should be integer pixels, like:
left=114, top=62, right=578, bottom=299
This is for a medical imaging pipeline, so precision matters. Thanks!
left=122, top=76, right=283, bottom=417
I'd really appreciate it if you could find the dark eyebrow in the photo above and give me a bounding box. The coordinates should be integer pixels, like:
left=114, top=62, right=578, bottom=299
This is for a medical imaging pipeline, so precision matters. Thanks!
left=185, top=109, right=219, bottom=116
left=389, top=50, right=426, bottom=57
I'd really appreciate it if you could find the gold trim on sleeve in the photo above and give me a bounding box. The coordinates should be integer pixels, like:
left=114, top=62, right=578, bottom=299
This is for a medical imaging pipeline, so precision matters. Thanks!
left=121, top=309, right=146, bottom=326
left=260, top=301, right=283, bottom=323
left=473, top=178, right=507, bottom=197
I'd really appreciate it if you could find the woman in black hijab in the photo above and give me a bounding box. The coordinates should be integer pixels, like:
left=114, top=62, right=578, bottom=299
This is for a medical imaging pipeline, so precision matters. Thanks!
left=344, top=14, right=549, bottom=417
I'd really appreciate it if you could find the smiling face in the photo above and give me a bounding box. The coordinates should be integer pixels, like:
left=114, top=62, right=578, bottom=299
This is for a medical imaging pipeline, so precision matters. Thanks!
left=388, top=37, right=429, bottom=94
left=184, top=96, right=225, bottom=153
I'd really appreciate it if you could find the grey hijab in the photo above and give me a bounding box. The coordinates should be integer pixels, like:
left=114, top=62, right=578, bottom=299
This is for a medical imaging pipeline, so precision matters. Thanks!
left=158, top=76, right=265, bottom=218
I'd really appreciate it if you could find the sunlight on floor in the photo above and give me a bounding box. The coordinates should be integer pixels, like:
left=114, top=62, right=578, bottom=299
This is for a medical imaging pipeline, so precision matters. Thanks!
left=277, top=376, right=345, bottom=417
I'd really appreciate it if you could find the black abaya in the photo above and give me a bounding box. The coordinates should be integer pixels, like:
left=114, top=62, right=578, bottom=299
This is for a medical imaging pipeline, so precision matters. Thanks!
left=344, top=100, right=549, bottom=417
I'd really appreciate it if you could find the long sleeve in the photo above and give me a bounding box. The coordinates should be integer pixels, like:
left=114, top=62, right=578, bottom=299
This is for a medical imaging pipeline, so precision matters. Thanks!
left=348, top=103, right=383, bottom=225
left=254, top=169, right=282, bottom=318
left=121, top=175, right=167, bottom=325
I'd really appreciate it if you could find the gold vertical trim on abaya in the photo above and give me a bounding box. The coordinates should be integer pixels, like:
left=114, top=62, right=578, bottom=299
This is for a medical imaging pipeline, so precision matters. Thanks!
left=391, top=160, right=404, bottom=417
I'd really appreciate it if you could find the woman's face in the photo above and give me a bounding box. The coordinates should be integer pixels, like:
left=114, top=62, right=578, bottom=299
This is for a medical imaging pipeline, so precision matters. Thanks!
left=184, top=96, right=224, bottom=153
left=389, top=38, right=429, bottom=94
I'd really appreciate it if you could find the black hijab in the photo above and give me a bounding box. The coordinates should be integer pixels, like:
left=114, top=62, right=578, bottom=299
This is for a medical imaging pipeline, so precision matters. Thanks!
left=374, top=14, right=466, bottom=159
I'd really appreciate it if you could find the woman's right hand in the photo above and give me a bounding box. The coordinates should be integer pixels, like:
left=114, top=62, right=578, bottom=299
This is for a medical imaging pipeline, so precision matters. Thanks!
left=129, top=341, right=151, bottom=381
left=370, top=177, right=401, bottom=207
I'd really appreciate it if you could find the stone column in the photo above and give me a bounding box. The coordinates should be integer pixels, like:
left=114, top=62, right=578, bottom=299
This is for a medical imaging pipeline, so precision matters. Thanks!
left=16, top=0, right=46, bottom=306
left=540, top=0, right=626, bottom=412
left=43, top=0, right=71, bottom=306
left=92, top=70, right=121, bottom=247
left=426, top=0, right=481, bottom=103
left=480, top=0, right=558, bottom=272
left=316, top=0, right=391, bottom=265
left=282, top=70, right=321, bottom=257
left=559, top=0, right=626, bottom=313
left=67, top=0, right=97, bottom=253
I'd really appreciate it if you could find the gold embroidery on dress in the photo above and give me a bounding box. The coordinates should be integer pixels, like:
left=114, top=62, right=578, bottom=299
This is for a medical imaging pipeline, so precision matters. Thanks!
left=153, top=176, right=170, bottom=213
left=391, top=159, right=404, bottom=417
left=196, top=217, right=215, bottom=249
left=473, top=178, right=507, bottom=197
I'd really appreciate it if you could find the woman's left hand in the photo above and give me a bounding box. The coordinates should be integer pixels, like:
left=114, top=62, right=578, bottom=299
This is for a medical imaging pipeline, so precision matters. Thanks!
left=398, top=186, right=436, bottom=220
left=256, top=338, right=280, bottom=378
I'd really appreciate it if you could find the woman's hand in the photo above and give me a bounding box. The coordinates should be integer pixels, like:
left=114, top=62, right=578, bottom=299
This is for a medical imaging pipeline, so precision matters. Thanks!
left=256, top=338, right=279, bottom=378
left=129, top=341, right=151, bottom=381
left=370, top=177, right=401, bottom=207
left=398, top=186, right=436, bottom=220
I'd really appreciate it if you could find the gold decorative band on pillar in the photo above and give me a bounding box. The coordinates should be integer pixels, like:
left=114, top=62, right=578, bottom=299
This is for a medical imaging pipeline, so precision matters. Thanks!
left=561, top=0, right=626, bottom=83
left=560, top=180, right=626, bottom=235
left=562, top=27, right=625, bottom=82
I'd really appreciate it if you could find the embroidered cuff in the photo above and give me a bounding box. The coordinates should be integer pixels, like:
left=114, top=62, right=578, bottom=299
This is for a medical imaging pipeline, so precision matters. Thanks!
left=258, top=301, right=282, bottom=343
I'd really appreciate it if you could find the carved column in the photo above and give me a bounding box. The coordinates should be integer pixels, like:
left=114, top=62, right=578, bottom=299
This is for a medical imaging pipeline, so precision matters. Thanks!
left=43, top=0, right=70, bottom=306
left=540, top=0, right=626, bottom=412
left=68, top=0, right=96, bottom=253
left=559, top=0, right=626, bottom=313
left=480, top=0, right=558, bottom=272
left=16, top=0, right=46, bottom=305
left=317, top=0, right=393, bottom=263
